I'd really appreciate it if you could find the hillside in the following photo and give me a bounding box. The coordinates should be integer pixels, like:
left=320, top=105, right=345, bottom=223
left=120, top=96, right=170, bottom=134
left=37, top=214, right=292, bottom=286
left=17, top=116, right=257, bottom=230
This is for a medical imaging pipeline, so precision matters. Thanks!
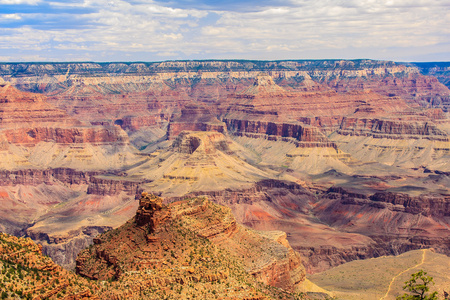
left=308, top=249, right=450, bottom=300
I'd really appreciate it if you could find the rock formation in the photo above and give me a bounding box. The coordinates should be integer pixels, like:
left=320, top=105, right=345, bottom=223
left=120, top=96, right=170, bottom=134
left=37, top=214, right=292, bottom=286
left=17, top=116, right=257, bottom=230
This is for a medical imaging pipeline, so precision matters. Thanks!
left=127, top=131, right=271, bottom=196
left=75, top=193, right=310, bottom=299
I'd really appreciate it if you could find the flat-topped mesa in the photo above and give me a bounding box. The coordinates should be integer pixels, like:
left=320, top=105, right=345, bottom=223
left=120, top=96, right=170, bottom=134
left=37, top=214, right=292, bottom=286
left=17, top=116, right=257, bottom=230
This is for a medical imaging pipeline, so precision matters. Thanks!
left=135, top=192, right=168, bottom=229
left=167, top=103, right=226, bottom=139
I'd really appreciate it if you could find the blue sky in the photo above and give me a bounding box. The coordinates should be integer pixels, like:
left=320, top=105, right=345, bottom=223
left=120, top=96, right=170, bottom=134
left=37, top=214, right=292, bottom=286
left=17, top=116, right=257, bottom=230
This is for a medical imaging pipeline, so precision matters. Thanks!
left=0, top=0, right=449, bottom=62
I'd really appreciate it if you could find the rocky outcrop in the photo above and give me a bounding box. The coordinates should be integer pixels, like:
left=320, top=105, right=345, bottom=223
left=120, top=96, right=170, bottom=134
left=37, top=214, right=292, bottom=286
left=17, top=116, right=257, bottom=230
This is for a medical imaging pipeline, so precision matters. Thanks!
left=75, top=194, right=307, bottom=298
left=135, top=192, right=167, bottom=227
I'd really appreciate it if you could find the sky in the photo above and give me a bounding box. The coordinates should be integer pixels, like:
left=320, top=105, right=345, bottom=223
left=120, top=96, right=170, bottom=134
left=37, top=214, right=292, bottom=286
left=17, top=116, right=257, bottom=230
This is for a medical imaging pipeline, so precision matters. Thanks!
left=0, top=0, right=449, bottom=62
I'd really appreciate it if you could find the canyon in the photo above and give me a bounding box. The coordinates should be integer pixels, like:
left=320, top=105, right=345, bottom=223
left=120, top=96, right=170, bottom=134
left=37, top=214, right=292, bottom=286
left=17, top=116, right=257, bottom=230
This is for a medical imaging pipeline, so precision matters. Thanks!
left=0, top=59, right=450, bottom=297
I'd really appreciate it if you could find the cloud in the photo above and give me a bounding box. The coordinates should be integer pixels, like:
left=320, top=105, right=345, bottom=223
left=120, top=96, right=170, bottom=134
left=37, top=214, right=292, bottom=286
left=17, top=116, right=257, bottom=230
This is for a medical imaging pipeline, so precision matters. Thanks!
left=150, top=0, right=293, bottom=12
left=1, top=13, right=22, bottom=20
left=0, top=0, right=40, bottom=4
left=0, top=0, right=448, bottom=61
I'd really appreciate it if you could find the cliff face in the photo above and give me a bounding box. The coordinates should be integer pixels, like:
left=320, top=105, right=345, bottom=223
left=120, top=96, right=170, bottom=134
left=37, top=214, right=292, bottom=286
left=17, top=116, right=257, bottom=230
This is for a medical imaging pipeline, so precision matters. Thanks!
left=338, top=118, right=448, bottom=140
left=225, top=119, right=332, bottom=144
left=0, top=84, right=144, bottom=171
left=87, top=177, right=142, bottom=197
left=3, top=126, right=129, bottom=145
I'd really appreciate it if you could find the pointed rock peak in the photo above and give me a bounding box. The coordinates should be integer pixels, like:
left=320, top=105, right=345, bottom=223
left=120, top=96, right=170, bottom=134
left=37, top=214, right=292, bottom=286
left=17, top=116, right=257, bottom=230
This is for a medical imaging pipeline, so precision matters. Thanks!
left=135, top=192, right=168, bottom=227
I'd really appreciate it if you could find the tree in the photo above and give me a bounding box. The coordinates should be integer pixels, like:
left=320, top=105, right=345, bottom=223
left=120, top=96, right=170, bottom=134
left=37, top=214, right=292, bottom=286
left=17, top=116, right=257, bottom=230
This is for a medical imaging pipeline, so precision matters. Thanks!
left=396, top=270, right=438, bottom=300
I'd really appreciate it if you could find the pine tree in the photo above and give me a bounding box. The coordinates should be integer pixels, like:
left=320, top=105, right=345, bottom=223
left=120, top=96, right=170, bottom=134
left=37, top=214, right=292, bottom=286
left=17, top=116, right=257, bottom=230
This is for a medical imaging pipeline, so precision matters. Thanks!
left=396, top=270, right=438, bottom=300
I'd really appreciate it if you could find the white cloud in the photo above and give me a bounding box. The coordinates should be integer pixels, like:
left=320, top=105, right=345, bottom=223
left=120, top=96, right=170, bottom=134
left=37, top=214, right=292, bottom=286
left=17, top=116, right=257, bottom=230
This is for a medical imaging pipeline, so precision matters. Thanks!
left=0, top=0, right=40, bottom=4
left=1, top=14, right=22, bottom=20
left=0, top=0, right=448, bottom=61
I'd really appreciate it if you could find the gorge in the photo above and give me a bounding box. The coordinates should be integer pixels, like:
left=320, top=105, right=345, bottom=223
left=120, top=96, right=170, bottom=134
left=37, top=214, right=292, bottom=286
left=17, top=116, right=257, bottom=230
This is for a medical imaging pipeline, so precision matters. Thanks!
left=0, top=59, right=450, bottom=298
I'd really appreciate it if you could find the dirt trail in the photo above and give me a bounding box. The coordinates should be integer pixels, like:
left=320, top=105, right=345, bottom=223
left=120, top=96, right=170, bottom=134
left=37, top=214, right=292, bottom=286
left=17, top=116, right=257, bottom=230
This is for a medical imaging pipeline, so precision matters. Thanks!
left=379, top=249, right=427, bottom=300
